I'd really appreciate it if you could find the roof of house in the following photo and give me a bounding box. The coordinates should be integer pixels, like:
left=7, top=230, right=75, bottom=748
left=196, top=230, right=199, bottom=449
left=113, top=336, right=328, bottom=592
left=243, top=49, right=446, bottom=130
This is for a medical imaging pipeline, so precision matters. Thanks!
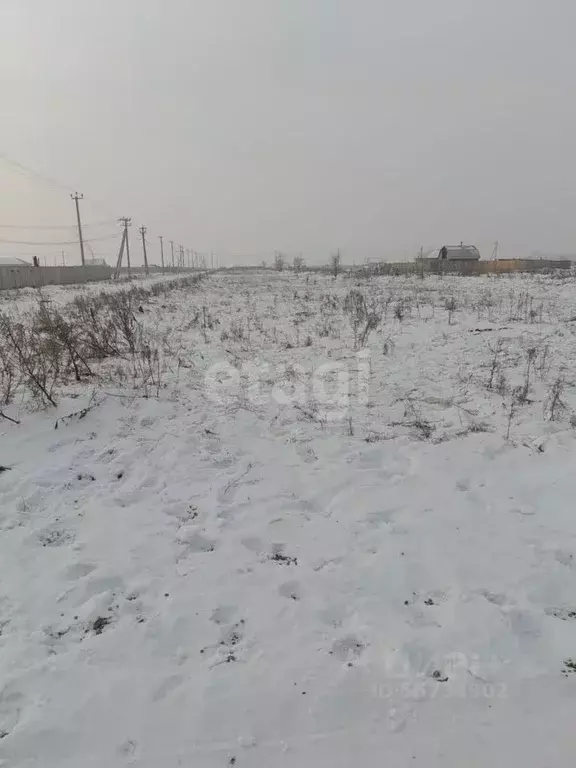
left=440, top=245, right=481, bottom=260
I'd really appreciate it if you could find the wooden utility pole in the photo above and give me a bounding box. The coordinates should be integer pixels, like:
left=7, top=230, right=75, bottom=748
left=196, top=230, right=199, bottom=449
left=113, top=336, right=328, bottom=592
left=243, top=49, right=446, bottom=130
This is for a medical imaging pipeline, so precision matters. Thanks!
left=117, top=217, right=132, bottom=278
left=71, top=192, right=86, bottom=266
left=139, top=226, right=149, bottom=275
left=159, top=236, right=165, bottom=273
left=170, top=240, right=175, bottom=271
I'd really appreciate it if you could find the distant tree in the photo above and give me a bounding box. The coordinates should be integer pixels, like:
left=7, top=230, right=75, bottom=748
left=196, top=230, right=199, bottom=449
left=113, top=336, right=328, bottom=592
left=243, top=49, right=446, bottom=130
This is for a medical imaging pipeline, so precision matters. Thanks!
left=274, top=252, right=285, bottom=271
left=330, top=249, right=341, bottom=277
left=261, top=260, right=267, bottom=269
left=293, top=254, right=305, bottom=273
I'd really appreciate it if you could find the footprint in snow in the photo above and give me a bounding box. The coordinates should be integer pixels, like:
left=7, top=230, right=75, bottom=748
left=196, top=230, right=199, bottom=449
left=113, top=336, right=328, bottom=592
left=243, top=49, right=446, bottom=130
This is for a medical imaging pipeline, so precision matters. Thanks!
left=317, top=604, right=349, bottom=628
left=331, top=634, right=367, bottom=662
left=201, top=620, right=246, bottom=666
left=151, top=675, right=185, bottom=703
left=64, top=563, right=97, bottom=580
left=278, top=581, right=301, bottom=601
left=179, top=532, right=218, bottom=555
left=0, top=685, right=24, bottom=739
left=479, top=589, right=510, bottom=607
left=117, top=739, right=139, bottom=758
left=241, top=536, right=265, bottom=554
left=555, top=549, right=573, bottom=567
left=363, top=508, right=398, bottom=528
left=210, top=605, right=237, bottom=625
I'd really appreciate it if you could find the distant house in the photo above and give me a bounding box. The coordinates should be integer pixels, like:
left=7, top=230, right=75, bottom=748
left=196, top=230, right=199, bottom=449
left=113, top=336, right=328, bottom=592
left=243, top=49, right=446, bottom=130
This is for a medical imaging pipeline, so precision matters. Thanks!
left=438, top=244, right=481, bottom=261
left=0, top=257, right=31, bottom=267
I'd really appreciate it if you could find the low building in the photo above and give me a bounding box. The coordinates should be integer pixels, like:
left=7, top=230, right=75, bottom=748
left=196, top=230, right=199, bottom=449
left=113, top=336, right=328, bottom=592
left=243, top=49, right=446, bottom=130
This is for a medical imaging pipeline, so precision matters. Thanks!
left=438, top=245, right=481, bottom=261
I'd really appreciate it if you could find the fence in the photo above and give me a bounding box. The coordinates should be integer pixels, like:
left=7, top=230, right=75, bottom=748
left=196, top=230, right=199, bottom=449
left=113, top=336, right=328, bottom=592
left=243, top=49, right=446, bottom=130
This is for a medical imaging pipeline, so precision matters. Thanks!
left=357, top=259, right=573, bottom=277
left=0, top=265, right=113, bottom=291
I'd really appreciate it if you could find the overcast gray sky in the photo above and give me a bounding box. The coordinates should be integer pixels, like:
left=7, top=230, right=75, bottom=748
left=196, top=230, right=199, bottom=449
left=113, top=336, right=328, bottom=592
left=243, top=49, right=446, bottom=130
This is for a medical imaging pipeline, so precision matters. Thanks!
left=1, top=0, right=576, bottom=265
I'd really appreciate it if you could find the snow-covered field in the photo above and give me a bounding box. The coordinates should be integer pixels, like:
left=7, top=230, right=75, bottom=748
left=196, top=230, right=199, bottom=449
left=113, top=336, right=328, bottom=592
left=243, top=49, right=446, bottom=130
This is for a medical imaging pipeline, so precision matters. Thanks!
left=2, top=270, right=576, bottom=767
left=0, top=272, right=196, bottom=313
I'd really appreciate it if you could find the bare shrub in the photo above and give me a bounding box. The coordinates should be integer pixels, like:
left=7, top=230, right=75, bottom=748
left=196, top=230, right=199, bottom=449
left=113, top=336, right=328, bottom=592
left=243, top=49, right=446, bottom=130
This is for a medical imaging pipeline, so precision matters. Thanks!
left=0, top=274, right=205, bottom=408
left=544, top=376, right=568, bottom=421
left=444, top=297, right=457, bottom=324
left=342, top=289, right=379, bottom=348
left=293, top=254, right=305, bottom=273
left=0, top=313, right=59, bottom=406
left=505, top=386, right=523, bottom=440
left=536, top=343, right=552, bottom=379
left=0, top=338, right=20, bottom=405
left=392, top=395, right=435, bottom=440
left=71, top=295, right=122, bottom=359
left=358, top=310, right=382, bottom=347
left=106, top=292, right=140, bottom=353
left=487, top=339, right=504, bottom=390
left=35, top=303, right=93, bottom=382
left=344, top=289, right=367, bottom=347
left=330, top=250, right=341, bottom=278
left=519, top=346, right=538, bottom=402
left=132, top=344, right=163, bottom=398
left=382, top=337, right=395, bottom=356
left=394, top=301, right=405, bottom=322
left=411, top=419, right=434, bottom=440
left=229, top=322, right=244, bottom=342
left=495, top=370, right=508, bottom=395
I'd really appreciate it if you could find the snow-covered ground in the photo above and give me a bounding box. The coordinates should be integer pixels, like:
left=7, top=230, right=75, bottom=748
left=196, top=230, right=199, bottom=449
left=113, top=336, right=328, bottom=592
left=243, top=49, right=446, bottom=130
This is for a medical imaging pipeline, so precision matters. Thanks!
left=2, top=270, right=576, bottom=767
left=0, top=271, right=198, bottom=313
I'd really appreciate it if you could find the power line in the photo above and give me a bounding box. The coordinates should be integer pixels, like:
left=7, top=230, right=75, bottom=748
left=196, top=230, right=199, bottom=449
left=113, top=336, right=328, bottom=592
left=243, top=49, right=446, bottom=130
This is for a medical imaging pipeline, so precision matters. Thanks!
left=0, top=151, right=188, bottom=268
left=0, top=220, right=117, bottom=230
left=0, top=151, right=77, bottom=195
left=0, top=233, right=121, bottom=246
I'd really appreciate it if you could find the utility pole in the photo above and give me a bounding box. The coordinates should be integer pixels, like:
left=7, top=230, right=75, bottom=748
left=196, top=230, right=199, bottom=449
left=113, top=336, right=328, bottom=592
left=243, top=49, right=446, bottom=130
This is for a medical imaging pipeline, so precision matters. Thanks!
left=71, top=192, right=86, bottom=266
left=139, top=226, right=149, bottom=275
left=61, top=250, right=65, bottom=266
left=159, top=236, right=165, bottom=273
left=170, top=240, right=175, bottom=271
left=114, top=228, right=126, bottom=280
left=179, top=245, right=184, bottom=269
left=118, top=217, right=132, bottom=278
